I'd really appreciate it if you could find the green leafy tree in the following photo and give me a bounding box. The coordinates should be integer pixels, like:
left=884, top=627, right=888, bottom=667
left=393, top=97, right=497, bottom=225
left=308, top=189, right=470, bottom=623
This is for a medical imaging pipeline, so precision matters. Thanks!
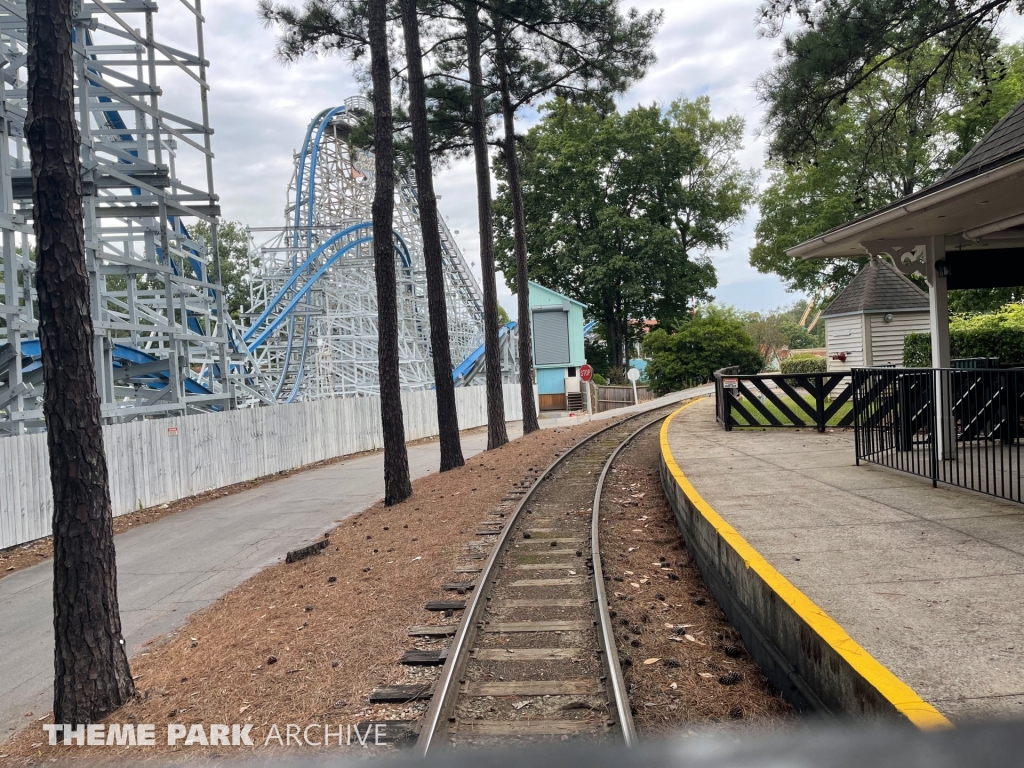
left=496, top=97, right=755, bottom=370
left=188, top=220, right=250, bottom=321
left=642, top=307, right=763, bottom=395
left=751, top=43, right=1024, bottom=297
left=740, top=300, right=825, bottom=364
left=756, top=0, right=1008, bottom=163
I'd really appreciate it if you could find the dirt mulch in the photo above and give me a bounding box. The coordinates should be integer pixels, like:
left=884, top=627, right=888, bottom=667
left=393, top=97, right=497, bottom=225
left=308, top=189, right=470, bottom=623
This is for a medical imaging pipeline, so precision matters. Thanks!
left=600, top=425, right=795, bottom=733
left=0, top=432, right=486, bottom=582
left=1, top=419, right=616, bottom=764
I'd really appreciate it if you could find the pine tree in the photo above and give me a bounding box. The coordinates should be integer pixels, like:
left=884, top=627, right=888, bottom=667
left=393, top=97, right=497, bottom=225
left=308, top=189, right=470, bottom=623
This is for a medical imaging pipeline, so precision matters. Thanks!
left=26, top=0, right=135, bottom=722
left=259, top=0, right=415, bottom=491
left=398, top=0, right=465, bottom=470
left=464, top=1, right=509, bottom=449
left=369, top=0, right=413, bottom=504
left=485, top=0, right=660, bottom=432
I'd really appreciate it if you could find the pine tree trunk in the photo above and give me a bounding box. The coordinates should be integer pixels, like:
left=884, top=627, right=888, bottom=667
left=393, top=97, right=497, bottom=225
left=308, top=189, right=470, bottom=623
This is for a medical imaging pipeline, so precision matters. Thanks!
left=26, top=0, right=135, bottom=723
left=369, top=0, right=412, bottom=505
left=492, top=17, right=539, bottom=434
left=399, top=0, right=465, bottom=471
left=465, top=2, right=508, bottom=450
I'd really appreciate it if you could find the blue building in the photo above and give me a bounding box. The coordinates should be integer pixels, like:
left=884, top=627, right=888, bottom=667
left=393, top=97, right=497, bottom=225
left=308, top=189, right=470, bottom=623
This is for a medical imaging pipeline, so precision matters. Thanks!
left=528, top=281, right=587, bottom=411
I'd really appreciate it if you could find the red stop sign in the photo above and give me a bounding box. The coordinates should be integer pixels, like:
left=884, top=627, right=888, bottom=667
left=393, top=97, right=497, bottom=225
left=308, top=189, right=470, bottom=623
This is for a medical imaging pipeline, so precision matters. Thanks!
left=579, top=364, right=593, bottom=382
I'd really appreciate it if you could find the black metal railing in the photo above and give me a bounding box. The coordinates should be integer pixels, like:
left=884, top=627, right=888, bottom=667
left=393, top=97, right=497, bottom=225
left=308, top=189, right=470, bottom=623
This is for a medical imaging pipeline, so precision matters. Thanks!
left=852, top=366, right=1024, bottom=502
left=713, top=367, right=855, bottom=432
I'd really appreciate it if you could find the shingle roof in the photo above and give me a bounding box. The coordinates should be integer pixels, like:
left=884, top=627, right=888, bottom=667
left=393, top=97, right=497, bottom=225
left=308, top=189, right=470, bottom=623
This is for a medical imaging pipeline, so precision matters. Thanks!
left=821, top=257, right=929, bottom=317
left=788, top=98, right=1024, bottom=253
left=943, top=98, right=1024, bottom=182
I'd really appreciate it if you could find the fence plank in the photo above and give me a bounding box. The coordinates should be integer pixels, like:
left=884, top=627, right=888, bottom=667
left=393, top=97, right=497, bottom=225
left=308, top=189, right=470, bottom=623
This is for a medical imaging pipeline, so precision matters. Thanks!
left=0, top=384, right=525, bottom=550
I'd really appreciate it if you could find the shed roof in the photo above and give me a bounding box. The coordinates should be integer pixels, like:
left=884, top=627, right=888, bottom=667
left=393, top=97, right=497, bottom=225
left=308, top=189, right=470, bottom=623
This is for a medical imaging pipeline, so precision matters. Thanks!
left=528, top=280, right=586, bottom=308
left=821, top=258, right=929, bottom=317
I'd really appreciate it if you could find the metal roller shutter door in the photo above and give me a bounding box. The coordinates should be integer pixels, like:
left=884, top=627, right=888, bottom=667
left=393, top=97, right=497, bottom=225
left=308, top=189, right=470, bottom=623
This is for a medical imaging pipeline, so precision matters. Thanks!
left=533, top=311, right=570, bottom=365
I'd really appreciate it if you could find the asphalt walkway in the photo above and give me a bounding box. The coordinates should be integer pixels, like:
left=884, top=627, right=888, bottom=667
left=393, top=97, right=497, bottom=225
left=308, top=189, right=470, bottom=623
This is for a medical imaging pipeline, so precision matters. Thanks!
left=665, top=399, right=1024, bottom=722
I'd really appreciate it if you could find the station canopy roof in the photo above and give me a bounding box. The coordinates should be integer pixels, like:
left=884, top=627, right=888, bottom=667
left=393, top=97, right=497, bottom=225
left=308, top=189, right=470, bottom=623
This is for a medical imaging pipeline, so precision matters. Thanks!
left=787, top=97, right=1024, bottom=288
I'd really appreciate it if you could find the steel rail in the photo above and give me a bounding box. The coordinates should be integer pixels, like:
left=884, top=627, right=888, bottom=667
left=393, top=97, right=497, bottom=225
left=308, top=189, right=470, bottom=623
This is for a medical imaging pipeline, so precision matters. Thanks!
left=591, top=415, right=670, bottom=747
left=416, top=403, right=680, bottom=755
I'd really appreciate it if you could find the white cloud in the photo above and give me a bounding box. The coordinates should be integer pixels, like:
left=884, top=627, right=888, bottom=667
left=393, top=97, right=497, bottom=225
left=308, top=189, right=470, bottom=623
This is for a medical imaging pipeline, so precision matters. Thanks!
left=167, top=0, right=802, bottom=318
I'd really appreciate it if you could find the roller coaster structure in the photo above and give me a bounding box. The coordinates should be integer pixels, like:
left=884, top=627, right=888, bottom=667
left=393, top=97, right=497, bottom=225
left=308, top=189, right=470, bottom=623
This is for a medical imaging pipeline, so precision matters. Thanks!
left=0, top=2, right=496, bottom=433
left=0, top=0, right=276, bottom=436
left=243, top=99, right=487, bottom=400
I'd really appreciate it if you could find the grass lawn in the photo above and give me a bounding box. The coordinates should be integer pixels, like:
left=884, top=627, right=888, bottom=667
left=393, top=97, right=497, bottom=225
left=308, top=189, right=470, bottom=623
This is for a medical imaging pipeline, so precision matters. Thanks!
left=730, top=392, right=853, bottom=428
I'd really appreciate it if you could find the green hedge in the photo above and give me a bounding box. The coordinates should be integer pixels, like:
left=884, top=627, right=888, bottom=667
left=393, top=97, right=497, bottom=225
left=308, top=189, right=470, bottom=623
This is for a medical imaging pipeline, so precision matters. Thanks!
left=903, top=333, right=931, bottom=367
left=903, top=304, right=1024, bottom=367
left=780, top=354, right=826, bottom=374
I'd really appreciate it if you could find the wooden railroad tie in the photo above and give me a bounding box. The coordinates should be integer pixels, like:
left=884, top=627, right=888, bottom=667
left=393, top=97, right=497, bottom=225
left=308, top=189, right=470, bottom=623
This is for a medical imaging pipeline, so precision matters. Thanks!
left=483, top=619, right=590, bottom=633
left=442, top=581, right=476, bottom=592
left=284, top=538, right=329, bottom=564
left=425, top=600, right=466, bottom=612
left=400, top=649, right=449, bottom=666
left=462, top=680, right=603, bottom=696
left=493, top=598, right=588, bottom=608
left=473, top=648, right=583, bottom=661
left=455, top=720, right=604, bottom=736
left=408, top=625, right=457, bottom=637
left=368, top=684, right=433, bottom=703
left=514, top=563, right=577, bottom=570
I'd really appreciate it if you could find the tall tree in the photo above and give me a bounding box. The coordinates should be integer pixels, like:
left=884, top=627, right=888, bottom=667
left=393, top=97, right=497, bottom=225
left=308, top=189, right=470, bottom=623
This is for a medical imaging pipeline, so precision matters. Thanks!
left=189, top=219, right=251, bottom=321
left=370, top=0, right=413, bottom=504
left=27, top=0, right=135, bottom=722
left=490, top=11, right=539, bottom=433
left=464, top=1, right=508, bottom=449
left=496, top=98, right=754, bottom=370
left=756, top=0, right=1007, bottom=163
left=485, top=0, right=660, bottom=431
left=258, top=0, right=415, bottom=492
left=751, top=43, right=1024, bottom=297
left=399, top=0, right=465, bottom=470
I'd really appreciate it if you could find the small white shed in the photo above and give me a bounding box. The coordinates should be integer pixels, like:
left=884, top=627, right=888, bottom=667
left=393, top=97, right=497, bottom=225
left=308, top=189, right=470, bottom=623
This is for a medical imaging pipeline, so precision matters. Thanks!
left=821, top=257, right=930, bottom=372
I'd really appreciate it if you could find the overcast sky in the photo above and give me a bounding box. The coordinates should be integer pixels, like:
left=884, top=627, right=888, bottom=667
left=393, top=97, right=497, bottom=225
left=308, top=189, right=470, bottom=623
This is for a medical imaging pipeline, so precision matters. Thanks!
left=178, top=0, right=796, bottom=317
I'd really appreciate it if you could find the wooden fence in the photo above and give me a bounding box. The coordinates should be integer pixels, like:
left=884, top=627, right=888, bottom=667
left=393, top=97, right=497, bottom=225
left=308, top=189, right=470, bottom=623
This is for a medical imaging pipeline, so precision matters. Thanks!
left=594, top=384, right=652, bottom=413
left=0, top=384, right=522, bottom=550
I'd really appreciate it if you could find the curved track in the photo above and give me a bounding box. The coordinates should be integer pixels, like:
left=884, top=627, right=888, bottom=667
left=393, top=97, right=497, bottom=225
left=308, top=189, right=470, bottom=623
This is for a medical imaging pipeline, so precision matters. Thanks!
left=417, top=405, right=681, bottom=753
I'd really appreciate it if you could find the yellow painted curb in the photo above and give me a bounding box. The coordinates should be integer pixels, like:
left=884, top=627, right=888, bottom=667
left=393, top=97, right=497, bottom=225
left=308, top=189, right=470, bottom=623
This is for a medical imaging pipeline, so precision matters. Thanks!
left=660, top=399, right=952, bottom=730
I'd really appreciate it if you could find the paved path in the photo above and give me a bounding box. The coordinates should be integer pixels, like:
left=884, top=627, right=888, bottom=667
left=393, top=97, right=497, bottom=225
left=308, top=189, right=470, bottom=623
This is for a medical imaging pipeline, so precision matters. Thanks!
left=0, top=386, right=709, bottom=743
left=666, top=399, right=1024, bottom=722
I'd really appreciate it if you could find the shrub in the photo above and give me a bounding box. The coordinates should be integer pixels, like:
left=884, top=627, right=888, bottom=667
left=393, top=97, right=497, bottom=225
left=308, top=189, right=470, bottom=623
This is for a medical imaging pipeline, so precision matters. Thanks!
left=591, top=372, right=608, bottom=385
left=903, top=304, right=1024, bottom=366
left=903, top=333, right=931, bottom=367
left=780, top=354, right=826, bottom=374
left=642, top=308, right=763, bottom=395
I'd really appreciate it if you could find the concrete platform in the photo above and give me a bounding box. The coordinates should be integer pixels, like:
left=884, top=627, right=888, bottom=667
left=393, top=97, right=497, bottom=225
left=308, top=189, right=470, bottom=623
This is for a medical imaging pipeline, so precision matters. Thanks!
left=660, top=398, right=1024, bottom=725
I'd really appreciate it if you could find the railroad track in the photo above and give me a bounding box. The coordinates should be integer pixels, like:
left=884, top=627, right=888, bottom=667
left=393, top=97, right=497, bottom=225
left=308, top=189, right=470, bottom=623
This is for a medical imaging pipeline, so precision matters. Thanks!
left=416, top=404, right=683, bottom=754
